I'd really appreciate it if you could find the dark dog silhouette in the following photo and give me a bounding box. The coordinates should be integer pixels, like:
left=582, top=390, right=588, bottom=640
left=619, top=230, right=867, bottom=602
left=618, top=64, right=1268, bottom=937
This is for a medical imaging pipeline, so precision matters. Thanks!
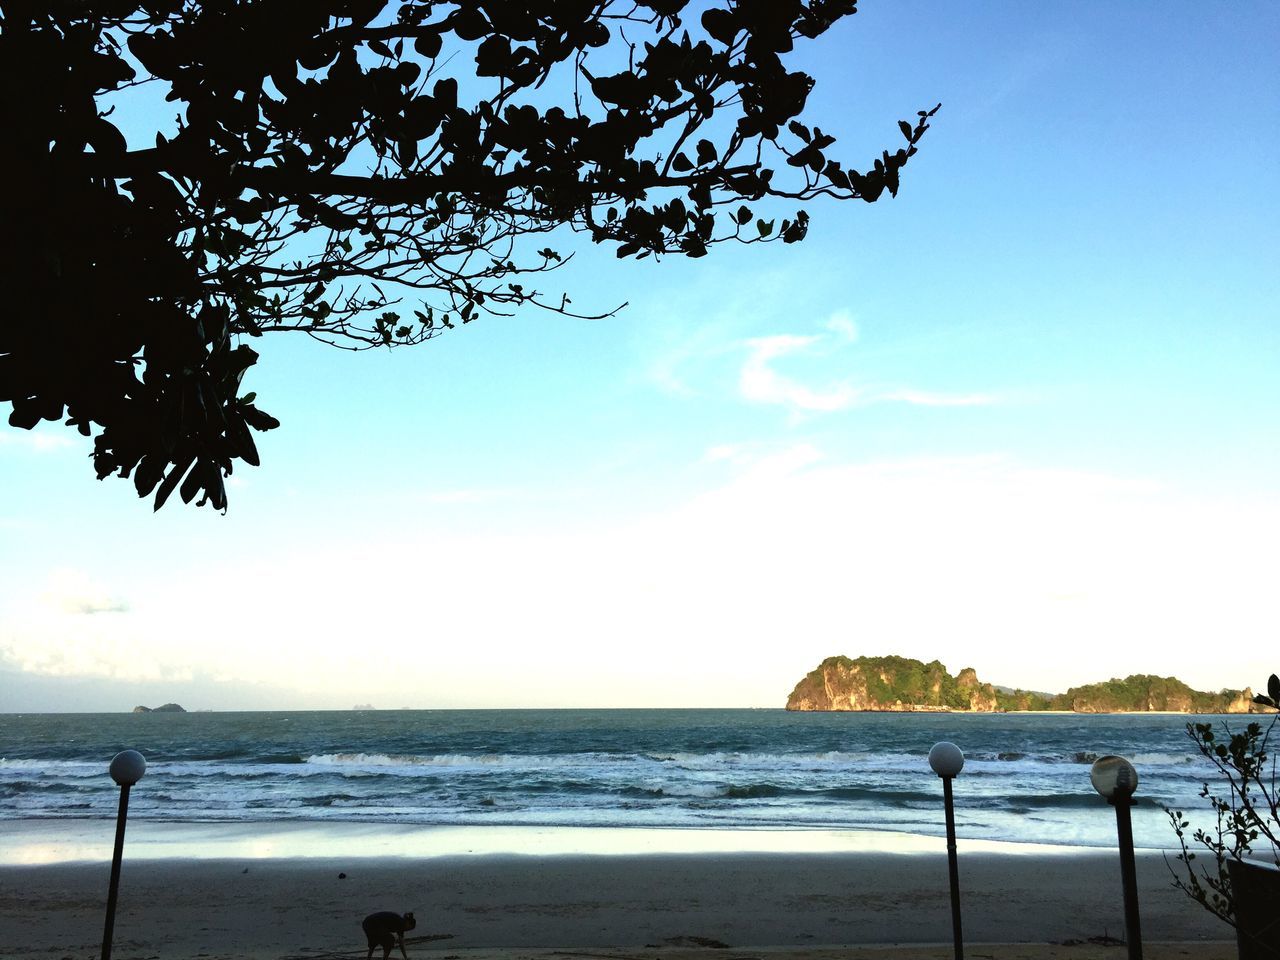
left=362, top=911, right=416, bottom=960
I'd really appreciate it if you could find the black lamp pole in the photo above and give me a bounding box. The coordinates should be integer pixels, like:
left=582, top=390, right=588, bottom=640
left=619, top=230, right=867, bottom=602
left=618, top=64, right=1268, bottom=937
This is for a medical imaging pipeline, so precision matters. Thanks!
left=929, top=741, right=965, bottom=960
left=942, top=774, right=964, bottom=960
left=102, top=750, right=146, bottom=960
left=1090, top=755, right=1142, bottom=960
left=1111, top=794, right=1143, bottom=960
left=101, top=783, right=132, bottom=960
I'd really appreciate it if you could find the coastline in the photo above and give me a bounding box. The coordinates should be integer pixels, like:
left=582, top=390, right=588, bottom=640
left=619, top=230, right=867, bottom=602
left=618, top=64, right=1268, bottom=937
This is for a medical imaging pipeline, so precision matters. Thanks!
left=0, top=710, right=1246, bottom=959
left=0, top=818, right=1108, bottom=865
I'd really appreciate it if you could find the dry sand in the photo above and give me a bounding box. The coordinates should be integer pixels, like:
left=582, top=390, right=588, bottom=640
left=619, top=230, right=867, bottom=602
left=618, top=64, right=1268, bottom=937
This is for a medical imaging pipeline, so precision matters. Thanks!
left=0, top=850, right=1234, bottom=960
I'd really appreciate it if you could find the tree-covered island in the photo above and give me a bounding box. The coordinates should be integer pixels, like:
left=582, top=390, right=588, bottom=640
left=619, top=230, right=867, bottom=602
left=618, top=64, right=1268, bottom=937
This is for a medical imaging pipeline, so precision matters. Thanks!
left=786, top=655, right=1260, bottom=713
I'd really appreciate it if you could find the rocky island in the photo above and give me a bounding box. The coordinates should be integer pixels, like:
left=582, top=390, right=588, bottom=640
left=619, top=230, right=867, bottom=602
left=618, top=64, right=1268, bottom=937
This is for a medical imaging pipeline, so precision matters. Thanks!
left=786, top=655, right=1258, bottom=713
left=132, top=703, right=187, bottom=713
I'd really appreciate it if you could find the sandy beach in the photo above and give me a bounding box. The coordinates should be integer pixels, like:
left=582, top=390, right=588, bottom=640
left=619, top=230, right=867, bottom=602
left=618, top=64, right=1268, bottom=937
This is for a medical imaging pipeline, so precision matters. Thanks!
left=0, top=831, right=1234, bottom=960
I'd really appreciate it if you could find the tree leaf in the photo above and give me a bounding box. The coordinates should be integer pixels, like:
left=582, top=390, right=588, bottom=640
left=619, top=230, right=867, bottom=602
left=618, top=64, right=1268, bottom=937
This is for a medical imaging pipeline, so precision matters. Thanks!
left=701, top=8, right=738, bottom=45
left=414, top=32, right=443, bottom=59
left=179, top=460, right=204, bottom=504
left=154, top=455, right=196, bottom=511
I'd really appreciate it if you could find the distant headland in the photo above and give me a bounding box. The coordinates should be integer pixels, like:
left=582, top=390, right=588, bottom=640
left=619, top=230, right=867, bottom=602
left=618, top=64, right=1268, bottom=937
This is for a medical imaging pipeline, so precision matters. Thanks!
left=786, top=655, right=1259, bottom=713
left=132, top=703, right=187, bottom=713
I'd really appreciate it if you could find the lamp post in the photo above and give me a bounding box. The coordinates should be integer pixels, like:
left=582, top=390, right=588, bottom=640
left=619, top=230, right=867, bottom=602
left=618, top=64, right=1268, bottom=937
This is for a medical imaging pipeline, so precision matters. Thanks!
left=1090, top=755, right=1142, bottom=960
left=102, top=749, right=146, bottom=960
left=929, top=741, right=965, bottom=960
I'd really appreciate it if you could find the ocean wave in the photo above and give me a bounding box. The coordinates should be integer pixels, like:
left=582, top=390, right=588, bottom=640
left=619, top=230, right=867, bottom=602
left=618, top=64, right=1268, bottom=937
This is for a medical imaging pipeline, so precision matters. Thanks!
left=1129, top=752, right=1200, bottom=766
left=0, top=758, right=105, bottom=778
left=299, top=793, right=363, bottom=807
left=0, top=710, right=1218, bottom=848
left=303, top=751, right=641, bottom=770
left=0, top=780, right=99, bottom=795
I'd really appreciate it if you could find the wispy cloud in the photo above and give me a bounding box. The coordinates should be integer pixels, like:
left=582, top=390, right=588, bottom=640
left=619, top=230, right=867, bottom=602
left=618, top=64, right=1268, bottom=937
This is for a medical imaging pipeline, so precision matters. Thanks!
left=644, top=320, right=742, bottom=397
left=739, top=334, right=863, bottom=412
left=0, top=630, right=191, bottom=683
left=824, top=310, right=858, bottom=342
left=700, top=440, right=824, bottom=477
left=39, top=569, right=129, bottom=615
left=737, top=314, right=998, bottom=416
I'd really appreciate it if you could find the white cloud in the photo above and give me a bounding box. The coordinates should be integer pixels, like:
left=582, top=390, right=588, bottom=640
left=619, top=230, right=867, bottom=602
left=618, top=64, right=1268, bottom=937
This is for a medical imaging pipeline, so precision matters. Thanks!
left=1, top=634, right=192, bottom=683
left=640, top=297, right=987, bottom=415
left=739, top=334, right=862, bottom=412
left=39, top=569, right=129, bottom=615
left=642, top=317, right=742, bottom=397
left=824, top=310, right=859, bottom=342
left=0, top=608, right=188, bottom=683
left=700, top=442, right=825, bottom=473
left=702, top=444, right=742, bottom=464
left=6, top=452, right=1273, bottom=707
left=736, top=316, right=997, bottom=416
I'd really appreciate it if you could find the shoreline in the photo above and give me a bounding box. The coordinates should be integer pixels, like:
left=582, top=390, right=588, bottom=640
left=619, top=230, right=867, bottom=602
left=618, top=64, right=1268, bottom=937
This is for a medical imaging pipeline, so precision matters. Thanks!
left=0, top=818, right=1148, bottom=866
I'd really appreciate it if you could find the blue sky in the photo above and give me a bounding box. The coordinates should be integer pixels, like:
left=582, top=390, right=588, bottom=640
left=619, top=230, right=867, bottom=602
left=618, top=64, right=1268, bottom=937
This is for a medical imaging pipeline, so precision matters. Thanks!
left=2, top=2, right=1277, bottom=710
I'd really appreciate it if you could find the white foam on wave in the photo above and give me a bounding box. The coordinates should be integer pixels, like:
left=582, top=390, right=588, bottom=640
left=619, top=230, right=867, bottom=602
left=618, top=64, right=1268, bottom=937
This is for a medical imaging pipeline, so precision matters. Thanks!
left=0, top=759, right=104, bottom=777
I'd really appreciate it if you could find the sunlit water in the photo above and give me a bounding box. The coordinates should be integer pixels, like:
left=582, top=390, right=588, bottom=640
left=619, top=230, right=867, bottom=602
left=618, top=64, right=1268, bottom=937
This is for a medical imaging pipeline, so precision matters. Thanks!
left=0, top=709, right=1256, bottom=849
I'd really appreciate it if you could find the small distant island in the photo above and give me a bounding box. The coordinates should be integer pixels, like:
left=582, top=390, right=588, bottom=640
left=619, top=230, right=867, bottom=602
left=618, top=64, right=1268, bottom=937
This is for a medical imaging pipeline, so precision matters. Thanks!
left=132, top=703, right=187, bottom=713
left=786, top=655, right=1259, bottom=713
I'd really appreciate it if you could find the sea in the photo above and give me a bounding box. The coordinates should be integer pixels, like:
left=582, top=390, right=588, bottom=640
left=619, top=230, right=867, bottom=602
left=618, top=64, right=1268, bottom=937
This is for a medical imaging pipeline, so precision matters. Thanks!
left=0, top=709, right=1256, bottom=851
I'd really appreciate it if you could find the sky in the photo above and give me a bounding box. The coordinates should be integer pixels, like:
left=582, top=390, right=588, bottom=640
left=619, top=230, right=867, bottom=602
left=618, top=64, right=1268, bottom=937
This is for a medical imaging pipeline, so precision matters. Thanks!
left=2, top=2, right=1278, bottom=711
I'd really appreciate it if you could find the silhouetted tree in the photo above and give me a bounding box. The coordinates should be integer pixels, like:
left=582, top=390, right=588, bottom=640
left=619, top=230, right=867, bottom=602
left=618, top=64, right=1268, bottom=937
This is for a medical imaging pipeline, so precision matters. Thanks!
left=0, top=0, right=937, bottom=509
left=1165, top=674, right=1280, bottom=928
